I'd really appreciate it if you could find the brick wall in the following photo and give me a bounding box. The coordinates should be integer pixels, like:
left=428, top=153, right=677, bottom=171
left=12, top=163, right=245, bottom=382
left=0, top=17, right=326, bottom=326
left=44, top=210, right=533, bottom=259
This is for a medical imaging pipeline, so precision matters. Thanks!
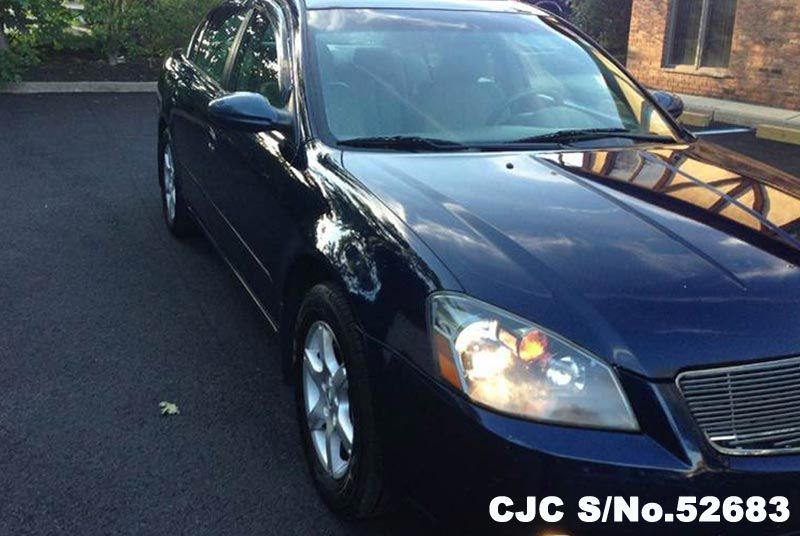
left=627, top=0, right=800, bottom=111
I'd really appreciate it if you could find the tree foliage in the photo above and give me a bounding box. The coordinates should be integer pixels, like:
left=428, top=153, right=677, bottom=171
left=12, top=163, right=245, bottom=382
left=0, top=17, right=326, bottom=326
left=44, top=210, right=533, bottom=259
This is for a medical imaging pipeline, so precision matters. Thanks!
left=134, top=0, right=219, bottom=57
left=82, top=0, right=140, bottom=63
left=570, top=0, right=633, bottom=62
left=0, top=0, right=219, bottom=80
left=83, top=0, right=218, bottom=62
left=0, top=0, right=71, bottom=81
left=0, top=0, right=71, bottom=46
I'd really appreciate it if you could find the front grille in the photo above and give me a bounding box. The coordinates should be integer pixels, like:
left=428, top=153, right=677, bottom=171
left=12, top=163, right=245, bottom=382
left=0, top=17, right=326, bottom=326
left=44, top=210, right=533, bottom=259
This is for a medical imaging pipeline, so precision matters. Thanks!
left=678, top=356, right=800, bottom=455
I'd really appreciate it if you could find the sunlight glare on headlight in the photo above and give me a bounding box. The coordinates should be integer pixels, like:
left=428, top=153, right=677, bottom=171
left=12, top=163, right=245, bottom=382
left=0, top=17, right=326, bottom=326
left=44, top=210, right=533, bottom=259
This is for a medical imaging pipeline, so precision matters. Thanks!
left=455, top=321, right=514, bottom=380
left=545, top=356, right=586, bottom=390
left=429, top=294, right=639, bottom=431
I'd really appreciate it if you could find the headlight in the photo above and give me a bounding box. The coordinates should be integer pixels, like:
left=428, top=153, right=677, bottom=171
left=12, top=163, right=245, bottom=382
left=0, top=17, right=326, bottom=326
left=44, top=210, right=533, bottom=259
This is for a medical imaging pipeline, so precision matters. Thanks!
left=429, top=294, right=638, bottom=431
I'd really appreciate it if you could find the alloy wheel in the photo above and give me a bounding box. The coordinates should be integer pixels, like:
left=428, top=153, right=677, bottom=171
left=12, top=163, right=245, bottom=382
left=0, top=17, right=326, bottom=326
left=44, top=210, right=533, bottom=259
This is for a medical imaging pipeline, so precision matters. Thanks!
left=302, top=321, right=354, bottom=479
left=162, top=144, right=177, bottom=224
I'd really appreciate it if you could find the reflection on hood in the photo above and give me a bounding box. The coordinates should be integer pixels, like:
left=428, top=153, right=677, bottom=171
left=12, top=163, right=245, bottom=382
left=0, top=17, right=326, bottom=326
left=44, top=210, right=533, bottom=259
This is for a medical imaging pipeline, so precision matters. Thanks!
left=540, top=142, right=800, bottom=254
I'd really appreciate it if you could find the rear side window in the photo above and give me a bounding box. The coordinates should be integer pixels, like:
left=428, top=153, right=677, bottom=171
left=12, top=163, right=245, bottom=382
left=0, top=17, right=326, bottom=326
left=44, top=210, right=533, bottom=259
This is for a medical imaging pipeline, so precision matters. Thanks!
left=229, top=8, right=288, bottom=106
left=187, top=20, right=206, bottom=60
left=193, top=6, right=247, bottom=82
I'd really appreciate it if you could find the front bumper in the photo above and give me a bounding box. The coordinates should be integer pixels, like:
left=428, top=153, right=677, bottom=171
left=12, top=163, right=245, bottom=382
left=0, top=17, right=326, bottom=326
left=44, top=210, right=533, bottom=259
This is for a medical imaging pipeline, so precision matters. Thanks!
left=365, top=336, right=800, bottom=535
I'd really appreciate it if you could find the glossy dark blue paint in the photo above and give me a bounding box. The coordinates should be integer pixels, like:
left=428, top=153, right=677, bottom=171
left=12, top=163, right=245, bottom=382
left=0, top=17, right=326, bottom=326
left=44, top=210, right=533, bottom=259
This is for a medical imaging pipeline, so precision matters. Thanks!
left=369, top=334, right=800, bottom=534
left=342, top=143, right=800, bottom=380
left=208, top=92, right=293, bottom=131
left=652, top=89, right=685, bottom=118
left=526, top=0, right=571, bottom=18
left=158, top=0, right=800, bottom=530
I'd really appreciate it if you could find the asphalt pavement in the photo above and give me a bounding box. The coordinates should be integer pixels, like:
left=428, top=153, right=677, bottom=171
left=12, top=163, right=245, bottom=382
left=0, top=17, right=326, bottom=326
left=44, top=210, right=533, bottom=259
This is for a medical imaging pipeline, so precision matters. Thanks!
left=0, top=94, right=431, bottom=536
left=1, top=94, right=798, bottom=535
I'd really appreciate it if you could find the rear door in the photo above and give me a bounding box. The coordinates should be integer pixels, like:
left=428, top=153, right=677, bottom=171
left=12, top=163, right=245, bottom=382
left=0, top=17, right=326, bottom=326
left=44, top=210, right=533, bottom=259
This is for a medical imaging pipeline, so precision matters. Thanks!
left=169, top=4, right=248, bottom=237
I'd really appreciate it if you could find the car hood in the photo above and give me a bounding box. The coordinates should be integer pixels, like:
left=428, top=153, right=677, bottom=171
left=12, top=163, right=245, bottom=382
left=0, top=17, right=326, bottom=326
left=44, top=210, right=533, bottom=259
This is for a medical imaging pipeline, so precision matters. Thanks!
left=341, top=141, right=800, bottom=379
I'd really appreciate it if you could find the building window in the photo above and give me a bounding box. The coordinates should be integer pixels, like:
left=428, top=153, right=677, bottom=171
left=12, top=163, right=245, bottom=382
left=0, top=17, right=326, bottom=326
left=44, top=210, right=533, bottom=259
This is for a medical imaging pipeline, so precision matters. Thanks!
left=668, top=0, right=737, bottom=69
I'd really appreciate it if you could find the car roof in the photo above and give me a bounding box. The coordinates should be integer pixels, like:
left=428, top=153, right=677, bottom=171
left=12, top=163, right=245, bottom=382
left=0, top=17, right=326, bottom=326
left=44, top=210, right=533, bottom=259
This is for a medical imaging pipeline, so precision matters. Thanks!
left=303, top=0, right=545, bottom=14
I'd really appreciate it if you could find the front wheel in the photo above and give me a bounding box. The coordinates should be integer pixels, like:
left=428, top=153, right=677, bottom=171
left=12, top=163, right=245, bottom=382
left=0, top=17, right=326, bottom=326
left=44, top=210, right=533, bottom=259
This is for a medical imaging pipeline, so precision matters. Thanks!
left=159, top=131, right=195, bottom=238
left=293, top=283, right=391, bottom=518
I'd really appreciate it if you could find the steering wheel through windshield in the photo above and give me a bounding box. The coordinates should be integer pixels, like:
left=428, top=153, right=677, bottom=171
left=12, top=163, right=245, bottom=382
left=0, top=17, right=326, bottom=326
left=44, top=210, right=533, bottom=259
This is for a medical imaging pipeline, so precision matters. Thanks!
left=486, top=90, right=563, bottom=126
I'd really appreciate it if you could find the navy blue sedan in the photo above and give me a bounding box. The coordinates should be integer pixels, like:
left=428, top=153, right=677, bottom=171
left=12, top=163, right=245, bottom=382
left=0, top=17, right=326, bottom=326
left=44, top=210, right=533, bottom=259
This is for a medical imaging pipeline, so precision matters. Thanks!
left=157, top=0, right=800, bottom=532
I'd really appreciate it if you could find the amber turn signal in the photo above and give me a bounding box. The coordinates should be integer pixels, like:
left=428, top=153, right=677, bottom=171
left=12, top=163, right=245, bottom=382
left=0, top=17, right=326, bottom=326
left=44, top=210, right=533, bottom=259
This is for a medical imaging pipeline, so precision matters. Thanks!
left=518, top=330, right=548, bottom=362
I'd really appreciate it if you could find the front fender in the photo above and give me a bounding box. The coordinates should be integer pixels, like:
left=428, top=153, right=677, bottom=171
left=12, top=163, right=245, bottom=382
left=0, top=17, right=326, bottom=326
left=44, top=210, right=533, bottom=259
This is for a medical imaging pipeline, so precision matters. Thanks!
left=280, top=143, right=463, bottom=377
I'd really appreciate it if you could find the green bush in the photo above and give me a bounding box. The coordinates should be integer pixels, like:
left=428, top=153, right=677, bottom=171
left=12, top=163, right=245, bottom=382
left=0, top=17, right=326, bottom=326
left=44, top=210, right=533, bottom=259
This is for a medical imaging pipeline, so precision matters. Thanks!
left=84, top=0, right=218, bottom=62
left=134, top=0, right=218, bottom=58
left=0, top=0, right=72, bottom=81
left=571, top=0, right=633, bottom=62
left=0, top=0, right=72, bottom=45
left=0, top=40, right=36, bottom=82
left=82, top=0, right=142, bottom=62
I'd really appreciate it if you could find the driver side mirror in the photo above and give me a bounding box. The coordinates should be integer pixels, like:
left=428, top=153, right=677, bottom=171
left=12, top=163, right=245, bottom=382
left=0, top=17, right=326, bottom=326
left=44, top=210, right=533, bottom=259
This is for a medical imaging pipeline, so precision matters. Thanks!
left=208, top=92, right=293, bottom=133
left=651, top=90, right=684, bottom=119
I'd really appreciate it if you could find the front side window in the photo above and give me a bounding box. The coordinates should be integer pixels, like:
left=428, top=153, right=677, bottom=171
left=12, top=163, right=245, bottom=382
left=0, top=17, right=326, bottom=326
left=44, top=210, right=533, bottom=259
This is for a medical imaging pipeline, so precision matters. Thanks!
left=306, top=9, right=678, bottom=146
left=230, top=8, right=289, bottom=106
left=194, top=6, right=247, bottom=82
left=668, top=0, right=737, bottom=69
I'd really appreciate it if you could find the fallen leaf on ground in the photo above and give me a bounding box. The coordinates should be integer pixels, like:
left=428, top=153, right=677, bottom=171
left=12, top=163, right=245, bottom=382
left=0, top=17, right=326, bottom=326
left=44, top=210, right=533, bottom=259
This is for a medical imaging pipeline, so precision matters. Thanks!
left=159, top=401, right=180, bottom=416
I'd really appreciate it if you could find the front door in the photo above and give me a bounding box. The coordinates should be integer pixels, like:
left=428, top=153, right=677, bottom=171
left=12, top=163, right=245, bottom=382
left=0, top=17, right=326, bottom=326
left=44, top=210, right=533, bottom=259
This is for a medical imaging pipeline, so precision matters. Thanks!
left=210, top=3, right=298, bottom=316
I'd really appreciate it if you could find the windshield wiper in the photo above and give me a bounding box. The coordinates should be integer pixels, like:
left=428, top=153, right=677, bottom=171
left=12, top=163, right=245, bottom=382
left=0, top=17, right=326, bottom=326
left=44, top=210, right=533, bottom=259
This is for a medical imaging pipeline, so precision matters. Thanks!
left=338, top=135, right=564, bottom=152
left=510, top=128, right=676, bottom=145
left=337, top=135, right=472, bottom=152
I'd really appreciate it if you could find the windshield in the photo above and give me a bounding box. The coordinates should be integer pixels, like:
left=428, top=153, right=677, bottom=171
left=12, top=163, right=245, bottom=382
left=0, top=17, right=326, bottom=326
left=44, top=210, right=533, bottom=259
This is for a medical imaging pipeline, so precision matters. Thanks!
left=306, top=8, right=681, bottom=149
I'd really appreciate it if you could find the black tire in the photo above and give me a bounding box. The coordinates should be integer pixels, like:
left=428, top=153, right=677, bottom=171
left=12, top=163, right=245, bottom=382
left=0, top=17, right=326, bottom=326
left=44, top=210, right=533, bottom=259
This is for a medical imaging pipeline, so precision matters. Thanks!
left=158, top=130, right=196, bottom=238
left=293, top=283, right=391, bottom=518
